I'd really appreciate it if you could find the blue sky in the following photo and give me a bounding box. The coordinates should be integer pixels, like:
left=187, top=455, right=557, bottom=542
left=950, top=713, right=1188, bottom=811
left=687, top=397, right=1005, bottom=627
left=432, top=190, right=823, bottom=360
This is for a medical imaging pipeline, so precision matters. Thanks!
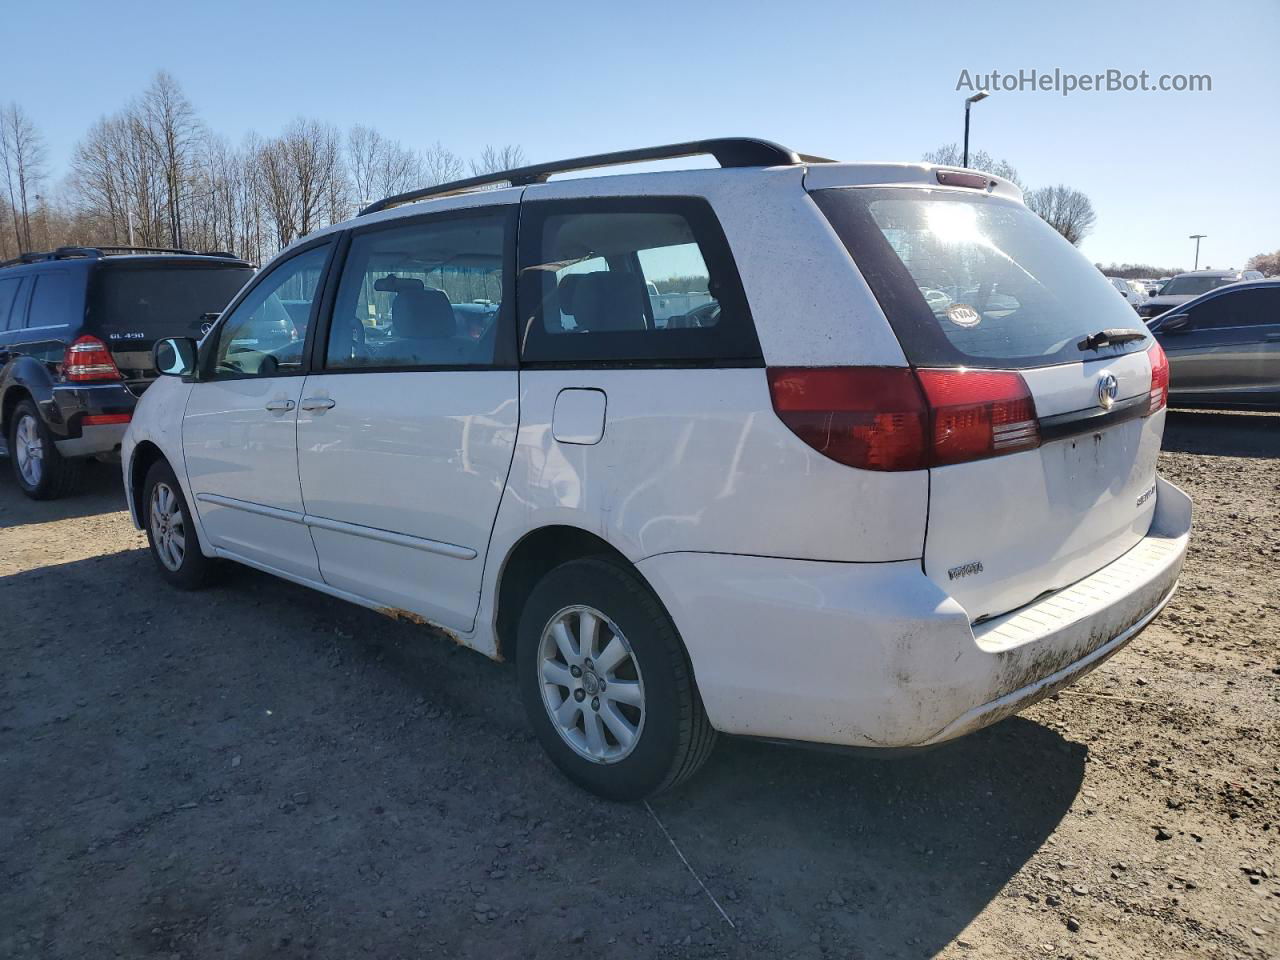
left=3, top=0, right=1277, bottom=271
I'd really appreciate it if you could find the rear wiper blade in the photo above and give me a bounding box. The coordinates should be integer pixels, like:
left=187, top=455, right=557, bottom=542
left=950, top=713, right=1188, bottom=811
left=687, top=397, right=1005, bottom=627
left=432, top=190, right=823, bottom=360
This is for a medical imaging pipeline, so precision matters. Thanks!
left=1077, top=328, right=1148, bottom=351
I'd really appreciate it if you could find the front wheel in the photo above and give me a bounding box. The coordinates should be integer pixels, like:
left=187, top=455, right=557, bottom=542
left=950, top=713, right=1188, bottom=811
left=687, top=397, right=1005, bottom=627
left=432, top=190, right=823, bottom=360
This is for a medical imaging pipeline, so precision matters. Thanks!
left=142, top=460, right=219, bottom=589
left=517, top=557, right=716, bottom=800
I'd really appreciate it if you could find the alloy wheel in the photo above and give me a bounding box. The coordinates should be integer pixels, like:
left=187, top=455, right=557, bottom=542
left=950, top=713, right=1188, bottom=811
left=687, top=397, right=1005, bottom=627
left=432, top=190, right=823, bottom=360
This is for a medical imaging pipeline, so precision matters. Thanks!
left=149, top=481, right=187, bottom=572
left=537, top=604, right=646, bottom=764
left=14, top=414, right=43, bottom=487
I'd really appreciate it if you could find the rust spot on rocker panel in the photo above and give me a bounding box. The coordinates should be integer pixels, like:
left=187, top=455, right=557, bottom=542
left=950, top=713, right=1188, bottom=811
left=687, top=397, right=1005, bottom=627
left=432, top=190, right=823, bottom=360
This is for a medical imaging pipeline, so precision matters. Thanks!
left=374, top=607, right=504, bottom=663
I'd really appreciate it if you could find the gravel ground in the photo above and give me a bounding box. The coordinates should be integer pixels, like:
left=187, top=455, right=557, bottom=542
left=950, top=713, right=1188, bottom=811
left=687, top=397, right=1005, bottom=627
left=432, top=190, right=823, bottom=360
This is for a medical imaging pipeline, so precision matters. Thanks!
left=1, top=409, right=1276, bottom=960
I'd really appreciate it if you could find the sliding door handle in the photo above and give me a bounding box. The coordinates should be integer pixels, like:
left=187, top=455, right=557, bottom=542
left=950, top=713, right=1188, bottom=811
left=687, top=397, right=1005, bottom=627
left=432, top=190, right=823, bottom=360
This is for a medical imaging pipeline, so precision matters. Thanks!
left=300, top=397, right=336, bottom=412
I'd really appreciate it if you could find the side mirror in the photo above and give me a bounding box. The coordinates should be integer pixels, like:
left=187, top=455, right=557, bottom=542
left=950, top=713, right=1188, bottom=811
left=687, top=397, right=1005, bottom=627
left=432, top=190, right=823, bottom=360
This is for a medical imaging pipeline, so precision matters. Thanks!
left=1160, top=314, right=1191, bottom=333
left=154, top=337, right=198, bottom=377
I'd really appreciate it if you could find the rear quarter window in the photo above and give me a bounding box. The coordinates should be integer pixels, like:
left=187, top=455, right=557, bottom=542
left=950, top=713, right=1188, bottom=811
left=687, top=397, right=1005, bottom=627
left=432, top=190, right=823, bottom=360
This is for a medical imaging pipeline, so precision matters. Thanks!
left=812, top=187, right=1148, bottom=369
left=27, top=270, right=75, bottom=329
left=518, top=197, right=760, bottom=366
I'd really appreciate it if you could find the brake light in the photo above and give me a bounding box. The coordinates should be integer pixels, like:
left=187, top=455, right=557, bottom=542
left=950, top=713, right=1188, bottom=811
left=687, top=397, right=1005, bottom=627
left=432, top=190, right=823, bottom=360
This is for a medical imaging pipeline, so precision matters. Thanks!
left=916, top=369, right=1040, bottom=465
left=63, top=335, right=121, bottom=382
left=767, top=366, right=1040, bottom=471
left=766, top=367, right=929, bottom=471
left=1146, top=341, right=1169, bottom=414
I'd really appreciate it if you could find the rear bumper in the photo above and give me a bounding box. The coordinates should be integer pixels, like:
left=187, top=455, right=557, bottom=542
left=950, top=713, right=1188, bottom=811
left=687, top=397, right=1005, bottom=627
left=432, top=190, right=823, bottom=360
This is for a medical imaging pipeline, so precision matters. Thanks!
left=49, top=383, right=136, bottom=457
left=637, top=475, right=1192, bottom=748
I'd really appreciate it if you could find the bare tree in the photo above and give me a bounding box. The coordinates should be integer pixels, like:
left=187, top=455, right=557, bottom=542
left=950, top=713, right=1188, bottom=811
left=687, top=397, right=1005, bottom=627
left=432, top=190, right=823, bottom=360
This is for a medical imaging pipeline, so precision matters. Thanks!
left=921, top=143, right=1022, bottom=188
left=422, top=141, right=464, bottom=187
left=0, top=103, right=47, bottom=251
left=1025, top=184, right=1098, bottom=246
left=348, top=125, right=425, bottom=209
left=140, top=71, right=200, bottom=248
left=1245, top=250, right=1280, bottom=277
left=256, top=119, right=344, bottom=248
left=470, top=144, right=526, bottom=177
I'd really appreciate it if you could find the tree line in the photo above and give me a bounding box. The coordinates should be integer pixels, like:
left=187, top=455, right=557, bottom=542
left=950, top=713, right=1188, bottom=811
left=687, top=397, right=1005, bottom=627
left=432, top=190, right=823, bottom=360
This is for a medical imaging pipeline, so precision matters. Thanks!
left=0, top=72, right=524, bottom=265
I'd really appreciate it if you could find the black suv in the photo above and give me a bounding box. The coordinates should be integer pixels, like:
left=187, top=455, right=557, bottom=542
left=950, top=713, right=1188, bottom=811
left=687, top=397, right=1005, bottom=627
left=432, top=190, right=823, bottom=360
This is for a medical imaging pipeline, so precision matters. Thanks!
left=0, top=246, right=253, bottom=499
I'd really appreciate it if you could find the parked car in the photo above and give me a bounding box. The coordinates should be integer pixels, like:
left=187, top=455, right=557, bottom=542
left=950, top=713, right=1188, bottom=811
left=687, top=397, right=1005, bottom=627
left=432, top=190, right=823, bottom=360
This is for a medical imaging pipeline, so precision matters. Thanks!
left=0, top=246, right=253, bottom=498
left=1139, top=269, right=1246, bottom=320
left=1148, top=278, right=1280, bottom=409
left=1107, top=276, right=1147, bottom=310
left=123, top=139, right=1191, bottom=800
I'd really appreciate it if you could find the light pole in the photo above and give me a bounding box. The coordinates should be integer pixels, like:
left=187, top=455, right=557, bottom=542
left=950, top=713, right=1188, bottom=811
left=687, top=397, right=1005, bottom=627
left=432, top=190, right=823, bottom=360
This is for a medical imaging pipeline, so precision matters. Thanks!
left=962, top=91, right=990, bottom=168
left=1189, top=234, right=1206, bottom=271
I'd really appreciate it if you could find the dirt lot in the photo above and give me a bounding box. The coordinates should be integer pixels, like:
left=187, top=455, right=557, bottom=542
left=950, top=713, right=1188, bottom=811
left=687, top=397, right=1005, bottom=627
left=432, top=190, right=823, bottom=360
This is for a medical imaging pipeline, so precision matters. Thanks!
left=1, top=410, right=1277, bottom=960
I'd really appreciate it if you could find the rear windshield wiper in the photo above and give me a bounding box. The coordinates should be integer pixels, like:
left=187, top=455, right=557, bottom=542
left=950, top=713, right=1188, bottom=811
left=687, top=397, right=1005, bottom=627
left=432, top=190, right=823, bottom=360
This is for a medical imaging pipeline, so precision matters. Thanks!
left=1077, top=328, right=1148, bottom=351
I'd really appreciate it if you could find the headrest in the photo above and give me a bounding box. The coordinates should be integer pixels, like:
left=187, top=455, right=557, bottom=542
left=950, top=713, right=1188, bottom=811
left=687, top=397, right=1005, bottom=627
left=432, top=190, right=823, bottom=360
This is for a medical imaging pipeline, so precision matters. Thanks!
left=392, top=288, right=455, bottom=339
left=557, top=274, right=584, bottom=315
left=374, top=274, right=425, bottom=293
left=570, top=272, right=648, bottom=332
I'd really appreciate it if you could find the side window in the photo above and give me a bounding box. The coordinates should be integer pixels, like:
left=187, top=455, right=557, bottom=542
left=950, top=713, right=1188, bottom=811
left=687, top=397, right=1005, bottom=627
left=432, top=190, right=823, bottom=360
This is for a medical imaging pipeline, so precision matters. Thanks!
left=1204, top=289, right=1279, bottom=328
left=0, top=276, right=22, bottom=331
left=27, top=271, right=73, bottom=328
left=208, top=244, right=330, bottom=379
left=519, top=198, right=760, bottom=365
left=325, top=211, right=510, bottom=370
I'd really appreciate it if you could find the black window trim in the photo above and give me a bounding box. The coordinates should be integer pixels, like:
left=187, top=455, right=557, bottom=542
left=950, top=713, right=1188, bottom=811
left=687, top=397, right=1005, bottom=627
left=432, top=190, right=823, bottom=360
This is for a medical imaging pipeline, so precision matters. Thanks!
left=197, top=236, right=337, bottom=383
left=308, top=203, right=520, bottom=376
left=517, top=195, right=763, bottom=369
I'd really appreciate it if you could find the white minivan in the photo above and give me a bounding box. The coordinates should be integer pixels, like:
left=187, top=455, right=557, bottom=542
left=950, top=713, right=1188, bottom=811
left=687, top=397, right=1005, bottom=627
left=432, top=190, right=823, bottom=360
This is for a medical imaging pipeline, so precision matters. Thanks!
left=124, top=139, right=1191, bottom=800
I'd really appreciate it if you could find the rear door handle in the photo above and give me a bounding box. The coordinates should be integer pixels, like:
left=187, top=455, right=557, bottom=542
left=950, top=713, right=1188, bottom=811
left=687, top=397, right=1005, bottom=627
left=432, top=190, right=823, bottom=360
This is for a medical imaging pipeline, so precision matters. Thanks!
left=300, top=397, right=336, bottom=412
left=264, top=398, right=296, bottom=412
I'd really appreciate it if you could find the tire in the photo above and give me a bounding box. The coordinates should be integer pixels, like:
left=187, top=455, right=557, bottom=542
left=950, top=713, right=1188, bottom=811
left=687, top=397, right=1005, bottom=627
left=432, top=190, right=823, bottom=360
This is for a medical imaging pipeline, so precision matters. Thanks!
left=142, top=460, right=219, bottom=589
left=7, top=399, right=86, bottom=500
left=516, top=557, right=717, bottom=801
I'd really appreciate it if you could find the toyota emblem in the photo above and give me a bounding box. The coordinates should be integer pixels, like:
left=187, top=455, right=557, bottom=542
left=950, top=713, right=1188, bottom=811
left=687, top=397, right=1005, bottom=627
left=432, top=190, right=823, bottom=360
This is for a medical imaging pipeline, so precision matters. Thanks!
left=1097, top=373, right=1119, bottom=410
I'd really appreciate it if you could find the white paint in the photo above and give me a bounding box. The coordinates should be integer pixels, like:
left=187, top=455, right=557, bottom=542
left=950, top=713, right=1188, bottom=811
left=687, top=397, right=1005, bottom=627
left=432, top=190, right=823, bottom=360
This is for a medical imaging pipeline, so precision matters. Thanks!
left=295, top=370, right=518, bottom=632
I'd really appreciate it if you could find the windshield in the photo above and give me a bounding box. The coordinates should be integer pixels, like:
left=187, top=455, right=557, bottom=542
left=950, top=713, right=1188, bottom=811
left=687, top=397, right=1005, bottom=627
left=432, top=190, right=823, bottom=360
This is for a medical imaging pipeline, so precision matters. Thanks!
left=91, top=263, right=252, bottom=337
left=812, top=187, right=1148, bottom=369
left=1158, top=276, right=1237, bottom=297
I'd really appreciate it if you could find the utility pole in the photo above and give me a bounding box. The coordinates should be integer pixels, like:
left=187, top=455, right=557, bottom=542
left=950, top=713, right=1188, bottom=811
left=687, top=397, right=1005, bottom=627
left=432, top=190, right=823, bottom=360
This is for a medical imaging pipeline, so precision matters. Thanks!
left=1189, top=234, right=1206, bottom=270
left=963, top=91, right=990, bottom=168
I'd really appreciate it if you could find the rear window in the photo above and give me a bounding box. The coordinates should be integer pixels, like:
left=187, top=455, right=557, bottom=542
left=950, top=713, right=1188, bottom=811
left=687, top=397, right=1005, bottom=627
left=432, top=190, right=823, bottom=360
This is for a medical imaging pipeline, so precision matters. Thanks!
left=90, top=264, right=252, bottom=336
left=1159, top=276, right=1238, bottom=297
left=812, top=187, right=1149, bottom=369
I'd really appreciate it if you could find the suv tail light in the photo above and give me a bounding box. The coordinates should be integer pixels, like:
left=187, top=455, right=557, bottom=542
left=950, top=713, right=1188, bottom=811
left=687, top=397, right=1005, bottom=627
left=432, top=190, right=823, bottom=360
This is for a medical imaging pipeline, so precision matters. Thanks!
left=63, top=335, right=122, bottom=382
left=1146, top=340, right=1169, bottom=414
left=767, top=366, right=1041, bottom=472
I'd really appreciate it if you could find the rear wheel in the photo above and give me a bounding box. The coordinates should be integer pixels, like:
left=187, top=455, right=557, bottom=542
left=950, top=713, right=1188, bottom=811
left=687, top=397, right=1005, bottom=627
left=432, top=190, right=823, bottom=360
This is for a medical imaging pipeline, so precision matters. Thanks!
left=517, top=557, right=716, bottom=800
left=8, top=399, right=85, bottom=500
left=143, top=460, right=218, bottom=589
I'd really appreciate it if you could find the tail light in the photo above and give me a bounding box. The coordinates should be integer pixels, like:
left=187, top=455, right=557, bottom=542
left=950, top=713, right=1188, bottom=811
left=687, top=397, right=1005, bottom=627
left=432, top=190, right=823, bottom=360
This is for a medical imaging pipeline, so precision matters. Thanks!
left=767, top=366, right=1040, bottom=471
left=766, top=368, right=929, bottom=471
left=916, top=369, right=1040, bottom=466
left=63, top=335, right=121, bottom=382
left=1146, top=341, right=1169, bottom=414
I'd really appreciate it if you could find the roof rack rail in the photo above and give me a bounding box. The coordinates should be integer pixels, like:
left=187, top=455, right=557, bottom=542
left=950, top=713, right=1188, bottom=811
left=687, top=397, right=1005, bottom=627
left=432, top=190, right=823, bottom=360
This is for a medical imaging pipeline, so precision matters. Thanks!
left=91, top=245, right=201, bottom=255
left=359, top=138, right=834, bottom=216
left=1, top=245, right=250, bottom=270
